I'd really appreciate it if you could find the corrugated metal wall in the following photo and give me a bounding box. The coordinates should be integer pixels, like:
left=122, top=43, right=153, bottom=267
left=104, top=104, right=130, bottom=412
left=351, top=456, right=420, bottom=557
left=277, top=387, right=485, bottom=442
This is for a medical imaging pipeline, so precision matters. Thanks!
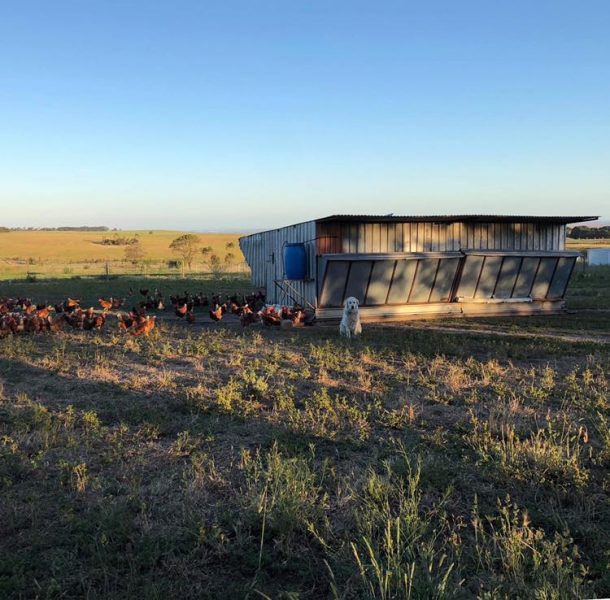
left=317, top=251, right=578, bottom=310
left=317, top=253, right=462, bottom=307
left=239, top=221, right=317, bottom=306
left=317, top=221, right=566, bottom=253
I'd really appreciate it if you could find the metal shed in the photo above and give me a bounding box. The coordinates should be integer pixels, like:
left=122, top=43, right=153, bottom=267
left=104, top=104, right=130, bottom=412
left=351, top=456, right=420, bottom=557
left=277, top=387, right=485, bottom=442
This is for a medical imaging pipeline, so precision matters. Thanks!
left=587, top=248, right=610, bottom=266
left=239, top=214, right=598, bottom=320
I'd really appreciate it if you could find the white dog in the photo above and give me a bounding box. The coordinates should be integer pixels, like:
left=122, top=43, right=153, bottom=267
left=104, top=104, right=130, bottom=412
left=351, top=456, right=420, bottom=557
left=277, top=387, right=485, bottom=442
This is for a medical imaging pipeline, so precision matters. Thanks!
left=340, top=296, right=362, bottom=338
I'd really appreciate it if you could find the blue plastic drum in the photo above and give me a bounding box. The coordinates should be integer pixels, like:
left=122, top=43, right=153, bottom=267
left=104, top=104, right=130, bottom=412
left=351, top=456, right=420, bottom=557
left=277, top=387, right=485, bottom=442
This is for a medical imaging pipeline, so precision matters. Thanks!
left=283, top=243, right=307, bottom=280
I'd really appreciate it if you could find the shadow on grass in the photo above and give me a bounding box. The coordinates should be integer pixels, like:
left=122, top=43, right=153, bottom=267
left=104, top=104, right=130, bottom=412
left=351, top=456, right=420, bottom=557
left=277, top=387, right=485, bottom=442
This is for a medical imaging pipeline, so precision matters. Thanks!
left=0, top=353, right=352, bottom=599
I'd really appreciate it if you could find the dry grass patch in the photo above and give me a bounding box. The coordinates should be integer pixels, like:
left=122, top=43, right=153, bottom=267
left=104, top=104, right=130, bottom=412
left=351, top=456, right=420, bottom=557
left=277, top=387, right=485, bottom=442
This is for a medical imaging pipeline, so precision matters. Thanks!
left=1, top=272, right=610, bottom=598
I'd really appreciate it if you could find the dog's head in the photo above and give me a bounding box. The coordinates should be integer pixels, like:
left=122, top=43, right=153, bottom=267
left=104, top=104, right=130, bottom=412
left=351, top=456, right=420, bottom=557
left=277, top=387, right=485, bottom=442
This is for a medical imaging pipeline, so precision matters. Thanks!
left=344, top=296, right=359, bottom=314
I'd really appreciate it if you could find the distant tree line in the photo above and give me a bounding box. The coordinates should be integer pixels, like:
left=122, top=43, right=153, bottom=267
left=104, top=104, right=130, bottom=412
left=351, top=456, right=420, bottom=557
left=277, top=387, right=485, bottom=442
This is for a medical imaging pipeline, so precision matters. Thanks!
left=567, top=226, right=610, bottom=239
left=47, top=226, right=110, bottom=231
left=1, top=226, right=110, bottom=232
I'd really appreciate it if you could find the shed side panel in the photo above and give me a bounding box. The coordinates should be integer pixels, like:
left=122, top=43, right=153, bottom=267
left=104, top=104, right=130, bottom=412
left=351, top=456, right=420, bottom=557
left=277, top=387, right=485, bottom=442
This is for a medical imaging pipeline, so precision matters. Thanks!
left=316, top=219, right=566, bottom=254
left=240, top=221, right=317, bottom=306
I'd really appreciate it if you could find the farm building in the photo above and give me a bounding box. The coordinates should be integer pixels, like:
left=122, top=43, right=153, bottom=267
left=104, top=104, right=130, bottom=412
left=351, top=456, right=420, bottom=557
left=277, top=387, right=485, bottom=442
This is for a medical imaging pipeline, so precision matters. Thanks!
left=239, top=214, right=598, bottom=320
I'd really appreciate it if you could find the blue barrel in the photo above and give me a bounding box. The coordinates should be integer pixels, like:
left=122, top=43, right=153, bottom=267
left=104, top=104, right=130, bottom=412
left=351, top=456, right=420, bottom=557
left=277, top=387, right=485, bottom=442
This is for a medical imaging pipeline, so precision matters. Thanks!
left=283, top=243, right=307, bottom=280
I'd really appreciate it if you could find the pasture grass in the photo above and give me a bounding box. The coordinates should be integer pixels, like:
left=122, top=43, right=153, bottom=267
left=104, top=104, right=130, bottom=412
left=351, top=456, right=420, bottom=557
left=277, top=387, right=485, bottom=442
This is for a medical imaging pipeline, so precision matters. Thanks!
left=565, top=238, right=610, bottom=250
left=0, top=229, right=244, bottom=280
left=0, top=271, right=609, bottom=598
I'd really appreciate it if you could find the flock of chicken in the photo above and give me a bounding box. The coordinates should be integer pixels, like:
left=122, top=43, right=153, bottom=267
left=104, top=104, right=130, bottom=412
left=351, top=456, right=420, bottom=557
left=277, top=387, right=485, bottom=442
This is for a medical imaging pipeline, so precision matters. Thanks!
left=0, top=297, right=107, bottom=336
left=0, top=288, right=315, bottom=338
left=135, top=288, right=315, bottom=329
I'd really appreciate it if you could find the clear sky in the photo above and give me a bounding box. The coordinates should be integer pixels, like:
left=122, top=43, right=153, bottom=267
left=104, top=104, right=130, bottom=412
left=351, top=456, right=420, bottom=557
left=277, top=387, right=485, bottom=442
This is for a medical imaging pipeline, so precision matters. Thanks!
left=1, top=1, right=608, bottom=230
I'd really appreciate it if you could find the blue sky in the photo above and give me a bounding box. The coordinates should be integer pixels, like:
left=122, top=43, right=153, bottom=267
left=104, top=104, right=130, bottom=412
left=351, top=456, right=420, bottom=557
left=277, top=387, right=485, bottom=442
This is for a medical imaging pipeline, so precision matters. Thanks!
left=0, top=1, right=608, bottom=230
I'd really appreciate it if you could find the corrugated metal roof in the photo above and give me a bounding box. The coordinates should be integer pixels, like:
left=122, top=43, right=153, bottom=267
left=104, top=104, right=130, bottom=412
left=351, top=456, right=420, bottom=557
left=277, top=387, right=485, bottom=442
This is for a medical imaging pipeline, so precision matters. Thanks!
left=316, top=214, right=598, bottom=224
left=239, top=214, right=599, bottom=240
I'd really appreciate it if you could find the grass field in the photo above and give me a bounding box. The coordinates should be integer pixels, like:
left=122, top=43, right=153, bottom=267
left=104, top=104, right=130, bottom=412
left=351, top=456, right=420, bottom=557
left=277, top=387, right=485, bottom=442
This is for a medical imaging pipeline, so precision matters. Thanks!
left=566, top=238, right=610, bottom=250
left=0, top=230, right=245, bottom=280
left=1, top=269, right=610, bottom=598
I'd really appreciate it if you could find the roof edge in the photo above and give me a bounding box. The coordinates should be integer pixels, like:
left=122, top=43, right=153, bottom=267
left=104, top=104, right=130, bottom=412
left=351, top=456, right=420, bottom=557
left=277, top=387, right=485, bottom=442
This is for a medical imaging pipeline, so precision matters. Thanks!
left=239, top=214, right=600, bottom=240
left=316, top=214, right=599, bottom=225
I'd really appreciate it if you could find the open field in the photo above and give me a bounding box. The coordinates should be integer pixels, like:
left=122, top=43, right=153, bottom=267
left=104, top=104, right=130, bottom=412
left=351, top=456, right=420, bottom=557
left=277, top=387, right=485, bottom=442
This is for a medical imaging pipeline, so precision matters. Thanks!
left=1, top=268, right=610, bottom=598
left=0, top=230, right=245, bottom=280
left=566, top=238, right=610, bottom=250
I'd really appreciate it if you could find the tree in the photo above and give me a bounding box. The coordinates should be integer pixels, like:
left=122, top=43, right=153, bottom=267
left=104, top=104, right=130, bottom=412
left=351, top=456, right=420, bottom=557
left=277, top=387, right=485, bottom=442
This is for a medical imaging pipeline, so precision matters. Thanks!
left=209, top=253, right=222, bottom=274
left=225, top=241, right=235, bottom=250
left=169, top=234, right=200, bottom=273
left=125, top=241, right=145, bottom=264
left=201, top=246, right=213, bottom=258
left=568, top=226, right=610, bottom=240
left=224, top=252, right=235, bottom=265
left=124, top=241, right=147, bottom=274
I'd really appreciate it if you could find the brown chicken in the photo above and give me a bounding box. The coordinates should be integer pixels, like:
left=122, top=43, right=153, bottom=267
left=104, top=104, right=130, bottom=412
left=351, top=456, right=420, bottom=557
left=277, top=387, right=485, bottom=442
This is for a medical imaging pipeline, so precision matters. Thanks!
left=1, top=315, right=22, bottom=335
left=209, top=304, right=224, bottom=322
left=36, top=306, right=50, bottom=319
left=99, top=298, right=113, bottom=311
left=130, top=315, right=156, bottom=336
left=24, top=315, right=43, bottom=333
left=49, top=314, right=67, bottom=332
left=290, top=309, right=306, bottom=327
left=65, top=298, right=80, bottom=310
left=83, top=312, right=106, bottom=331
left=117, top=312, right=137, bottom=331
left=65, top=309, right=85, bottom=329
left=259, top=306, right=281, bottom=327
left=240, top=305, right=258, bottom=327
left=175, top=303, right=188, bottom=318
